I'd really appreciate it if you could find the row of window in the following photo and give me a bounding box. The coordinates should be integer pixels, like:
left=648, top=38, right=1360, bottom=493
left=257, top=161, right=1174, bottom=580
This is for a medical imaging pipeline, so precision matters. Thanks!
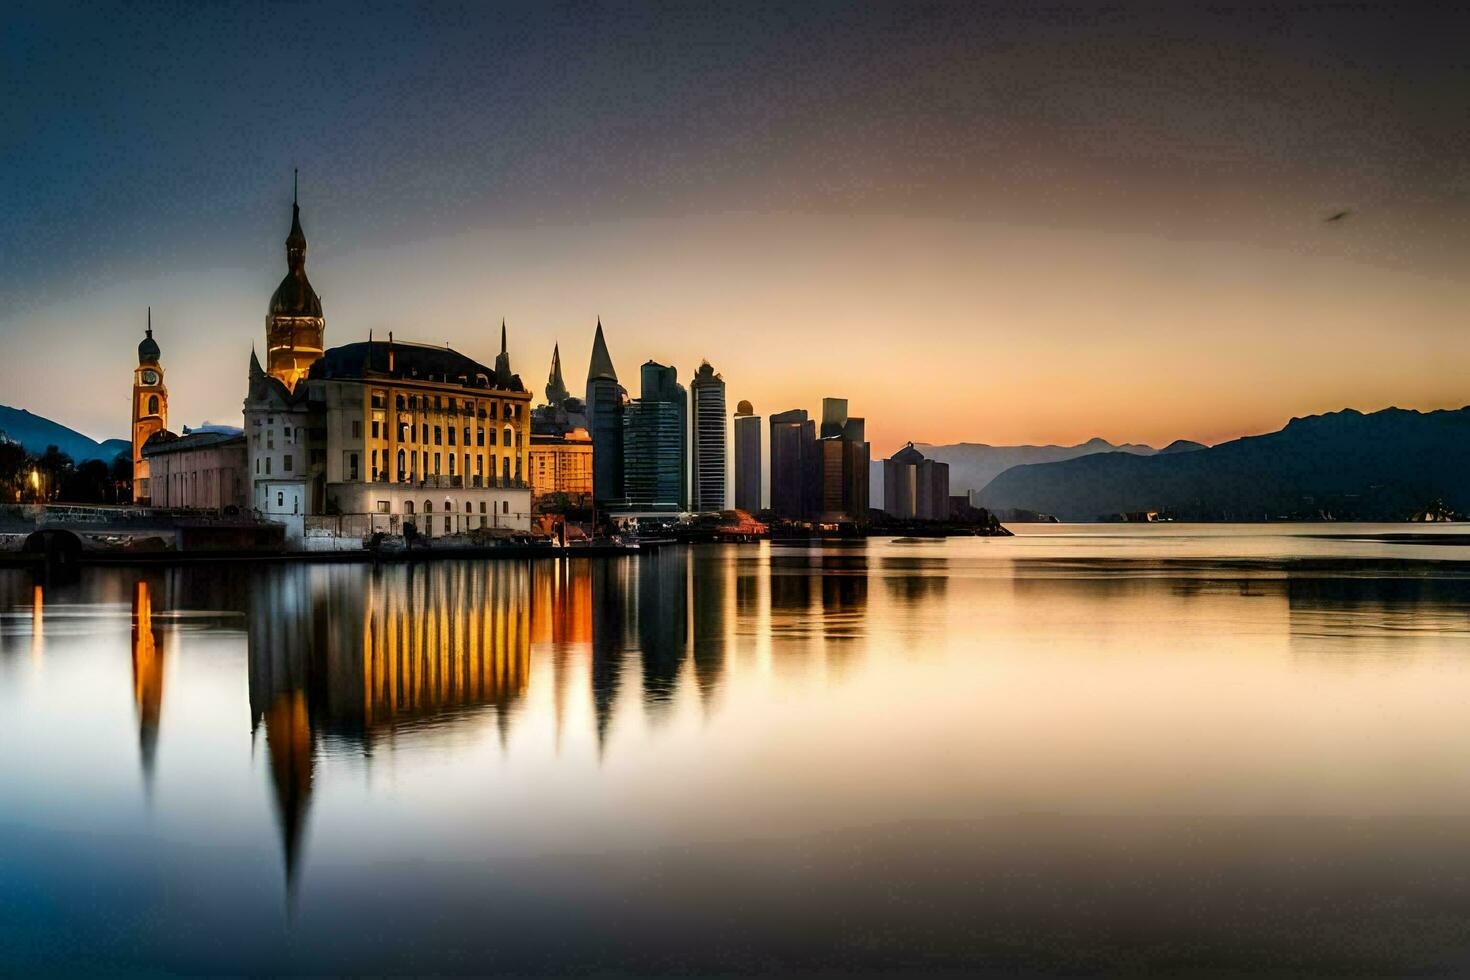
left=375, top=498, right=510, bottom=515
left=357, top=417, right=522, bottom=449
left=370, top=390, right=525, bottom=420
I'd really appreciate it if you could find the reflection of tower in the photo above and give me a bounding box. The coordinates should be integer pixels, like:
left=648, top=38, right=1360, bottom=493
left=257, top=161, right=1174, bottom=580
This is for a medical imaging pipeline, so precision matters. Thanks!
left=131, top=580, right=165, bottom=789
left=531, top=560, right=593, bottom=752
left=638, top=546, right=689, bottom=711
left=131, top=308, right=168, bottom=504
left=246, top=565, right=316, bottom=895
left=265, top=173, right=325, bottom=392
left=263, top=690, right=314, bottom=894
left=690, top=545, right=731, bottom=702
left=590, top=559, right=629, bottom=752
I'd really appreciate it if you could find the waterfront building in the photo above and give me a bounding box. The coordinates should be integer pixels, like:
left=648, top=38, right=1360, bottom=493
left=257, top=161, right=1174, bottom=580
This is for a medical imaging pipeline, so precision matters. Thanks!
left=769, top=408, right=818, bottom=520
left=585, top=319, right=626, bottom=509
left=734, top=400, right=761, bottom=513
left=621, top=361, right=687, bottom=512
left=529, top=428, right=593, bottom=504
left=141, top=428, right=248, bottom=511
left=131, top=311, right=168, bottom=504
left=243, top=197, right=531, bottom=538
left=883, top=442, right=950, bottom=520
left=690, top=361, right=727, bottom=512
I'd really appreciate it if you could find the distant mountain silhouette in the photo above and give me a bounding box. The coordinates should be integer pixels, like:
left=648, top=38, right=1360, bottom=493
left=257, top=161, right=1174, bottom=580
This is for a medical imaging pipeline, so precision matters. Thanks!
left=870, top=437, right=1163, bottom=503
left=1157, top=439, right=1207, bottom=455
left=0, top=406, right=128, bottom=462
left=974, top=407, right=1470, bottom=521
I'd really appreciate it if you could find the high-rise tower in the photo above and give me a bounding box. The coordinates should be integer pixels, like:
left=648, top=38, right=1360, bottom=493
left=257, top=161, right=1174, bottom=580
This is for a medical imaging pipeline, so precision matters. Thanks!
left=734, top=399, right=761, bottom=513
left=265, top=173, right=325, bottom=391
left=131, top=308, right=168, bottom=504
left=690, top=361, right=727, bottom=512
left=585, top=319, right=625, bottom=507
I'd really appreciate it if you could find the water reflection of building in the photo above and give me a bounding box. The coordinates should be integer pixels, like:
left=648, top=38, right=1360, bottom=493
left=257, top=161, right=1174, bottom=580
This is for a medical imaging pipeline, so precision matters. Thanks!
left=131, top=580, right=165, bottom=790
left=638, top=547, right=689, bottom=711
left=245, top=562, right=533, bottom=887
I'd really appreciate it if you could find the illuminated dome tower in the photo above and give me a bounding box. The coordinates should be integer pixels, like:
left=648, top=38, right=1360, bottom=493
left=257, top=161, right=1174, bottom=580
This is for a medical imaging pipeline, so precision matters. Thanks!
left=266, top=173, right=324, bottom=391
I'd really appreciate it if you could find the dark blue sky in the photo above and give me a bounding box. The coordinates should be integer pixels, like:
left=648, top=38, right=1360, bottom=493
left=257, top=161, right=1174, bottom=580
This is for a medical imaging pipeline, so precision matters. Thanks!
left=3, top=1, right=1468, bottom=447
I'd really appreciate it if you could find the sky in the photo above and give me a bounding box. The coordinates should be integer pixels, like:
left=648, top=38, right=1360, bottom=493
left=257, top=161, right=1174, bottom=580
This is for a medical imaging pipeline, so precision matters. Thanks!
left=2, top=1, right=1467, bottom=455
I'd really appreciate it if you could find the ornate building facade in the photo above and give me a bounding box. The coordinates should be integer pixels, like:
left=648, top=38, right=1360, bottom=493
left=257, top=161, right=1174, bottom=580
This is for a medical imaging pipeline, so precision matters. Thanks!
left=131, top=311, right=168, bottom=504
left=243, top=195, right=532, bottom=538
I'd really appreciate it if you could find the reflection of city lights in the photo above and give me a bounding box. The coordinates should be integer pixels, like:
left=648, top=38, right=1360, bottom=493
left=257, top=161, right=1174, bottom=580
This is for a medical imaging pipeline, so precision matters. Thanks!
left=29, top=469, right=39, bottom=490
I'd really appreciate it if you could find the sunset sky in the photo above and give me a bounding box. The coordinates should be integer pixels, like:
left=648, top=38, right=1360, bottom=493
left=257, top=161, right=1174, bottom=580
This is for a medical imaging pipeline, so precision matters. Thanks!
left=3, top=1, right=1467, bottom=455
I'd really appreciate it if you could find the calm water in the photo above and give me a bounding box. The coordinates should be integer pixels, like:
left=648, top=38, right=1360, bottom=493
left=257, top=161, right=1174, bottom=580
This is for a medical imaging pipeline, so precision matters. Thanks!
left=6, top=525, right=1470, bottom=975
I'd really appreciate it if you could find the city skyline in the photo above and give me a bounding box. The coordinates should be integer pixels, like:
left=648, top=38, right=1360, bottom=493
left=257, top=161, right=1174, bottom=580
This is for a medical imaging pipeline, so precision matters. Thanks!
left=4, top=3, right=1467, bottom=455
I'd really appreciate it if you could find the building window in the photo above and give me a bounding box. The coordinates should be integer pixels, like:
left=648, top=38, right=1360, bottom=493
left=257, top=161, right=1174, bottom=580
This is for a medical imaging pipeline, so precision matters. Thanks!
left=434, top=453, right=441, bottom=475
left=479, top=501, right=487, bottom=513
left=283, top=454, right=293, bottom=472
left=147, top=395, right=159, bottom=415
left=476, top=427, right=484, bottom=447
left=449, top=453, right=456, bottom=476
left=267, top=430, right=274, bottom=450
left=404, top=500, right=415, bottom=515
left=376, top=500, right=389, bottom=513
left=464, top=501, right=472, bottom=513
left=371, top=391, right=387, bottom=409
left=434, top=425, right=442, bottom=445
left=397, top=449, right=406, bottom=479
left=444, top=515, right=451, bottom=534
left=277, top=491, right=284, bottom=507
left=265, top=457, right=271, bottom=475
left=348, top=452, right=359, bottom=481
left=424, top=499, right=433, bottom=512
left=502, top=500, right=509, bottom=513
left=448, top=426, right=456, bottom=446
left=421, top=423, right=429, bottom=443
left=351, top=420, right=362, bottom=439
left=371, top=419, right=380, bottom=438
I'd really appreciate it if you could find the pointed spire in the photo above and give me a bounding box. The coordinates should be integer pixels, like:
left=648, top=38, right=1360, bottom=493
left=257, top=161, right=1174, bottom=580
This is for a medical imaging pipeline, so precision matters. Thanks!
left=146, top=305, right=152, bottom=338
left=494, top=319, right=514, bottom=387
left=587, top=317, right=617, bottom=383
left=545, top=341, right=569, bottom=405
left=250, top=344, right=265, bottom=378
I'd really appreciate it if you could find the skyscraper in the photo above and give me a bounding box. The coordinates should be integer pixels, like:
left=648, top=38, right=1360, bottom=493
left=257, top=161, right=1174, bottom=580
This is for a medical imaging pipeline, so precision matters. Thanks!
left=734, top=400, right=761, bottom=513
left=585, top=319, right=625, bottom=508
left=690, top=361, right=727, bottom=512
left=816, top=398, right=870, bottom=522
left=769, top=408, right=817, bottom=520
left=622, top=361, right=686, bottom=512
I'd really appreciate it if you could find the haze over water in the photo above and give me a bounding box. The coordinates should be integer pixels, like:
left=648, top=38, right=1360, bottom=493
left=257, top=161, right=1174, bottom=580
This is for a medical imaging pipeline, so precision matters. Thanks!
left=6, top=527, right=1470, bottom=974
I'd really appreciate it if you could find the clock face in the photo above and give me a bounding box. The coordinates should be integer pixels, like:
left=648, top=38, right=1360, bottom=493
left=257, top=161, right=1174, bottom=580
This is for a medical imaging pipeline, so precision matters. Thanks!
left=141, top=370, right=159, bottom=386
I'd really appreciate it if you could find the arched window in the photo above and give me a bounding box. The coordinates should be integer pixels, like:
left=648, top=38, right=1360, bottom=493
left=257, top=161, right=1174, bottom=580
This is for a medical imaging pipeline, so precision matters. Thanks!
left=424, top=499, right=433, bottom=512
left=443, top=499, right=451, bottom=514
left=147, top=395, right=159, bottom=416
left=464, top=501, right=472, bottom=513
left=396, top=449, right=405, bottom=479
left=404, top=500, right=415, bottom=515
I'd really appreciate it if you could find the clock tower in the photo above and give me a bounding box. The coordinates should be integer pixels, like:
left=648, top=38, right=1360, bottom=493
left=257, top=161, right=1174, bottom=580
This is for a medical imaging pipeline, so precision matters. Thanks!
left=132, top=309, right=168, bottom=504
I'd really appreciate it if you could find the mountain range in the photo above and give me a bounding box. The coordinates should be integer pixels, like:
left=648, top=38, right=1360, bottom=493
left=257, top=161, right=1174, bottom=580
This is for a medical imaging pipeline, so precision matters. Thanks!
left=869, top=436, right=1206, bottom=504
left=0, top=406, right=129, bottom=462
left=973, top=407, right=1470, bottom=522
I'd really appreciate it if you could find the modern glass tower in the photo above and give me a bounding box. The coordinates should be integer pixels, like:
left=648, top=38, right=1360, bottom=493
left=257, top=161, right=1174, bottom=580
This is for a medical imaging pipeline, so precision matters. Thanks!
left=622, top=361, right=687, bottom=512
left=734, top=400, right=761, bottom=513
left=690, top=361, right=727, bottom=512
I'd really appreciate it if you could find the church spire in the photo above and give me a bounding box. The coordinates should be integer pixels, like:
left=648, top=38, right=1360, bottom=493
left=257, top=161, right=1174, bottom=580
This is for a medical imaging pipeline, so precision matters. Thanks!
left=494, top=318, right=514, bottom=387
left=545, top=342, right=569, bottom=405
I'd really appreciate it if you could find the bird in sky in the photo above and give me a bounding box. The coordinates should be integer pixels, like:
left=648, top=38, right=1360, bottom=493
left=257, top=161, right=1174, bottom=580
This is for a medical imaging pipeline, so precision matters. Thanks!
left=1323, top=209, right=1353, bottom=223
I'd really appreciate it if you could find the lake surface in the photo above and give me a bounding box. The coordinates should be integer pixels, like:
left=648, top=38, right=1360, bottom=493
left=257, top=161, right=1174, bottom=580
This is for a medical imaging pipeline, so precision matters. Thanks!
left=6, top=525, right=1470, bottom=975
